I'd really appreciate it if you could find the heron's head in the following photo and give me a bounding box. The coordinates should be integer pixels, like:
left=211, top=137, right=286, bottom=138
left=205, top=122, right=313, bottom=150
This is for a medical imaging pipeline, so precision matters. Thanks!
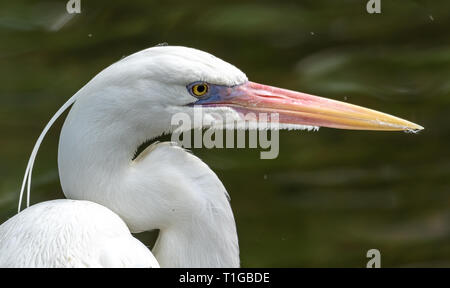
left=76, top=45, right=422, bottom=145
left=54, top=46, right=424, bottom=235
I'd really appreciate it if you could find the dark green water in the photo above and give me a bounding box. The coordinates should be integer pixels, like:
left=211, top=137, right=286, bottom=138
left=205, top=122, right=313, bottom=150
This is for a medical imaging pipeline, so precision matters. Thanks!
left=1, top=0, right=449, bottom=267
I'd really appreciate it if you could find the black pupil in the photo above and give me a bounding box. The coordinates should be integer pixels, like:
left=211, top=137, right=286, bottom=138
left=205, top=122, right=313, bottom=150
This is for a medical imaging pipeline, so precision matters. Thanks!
left=197, top=85, right=205, bottom=93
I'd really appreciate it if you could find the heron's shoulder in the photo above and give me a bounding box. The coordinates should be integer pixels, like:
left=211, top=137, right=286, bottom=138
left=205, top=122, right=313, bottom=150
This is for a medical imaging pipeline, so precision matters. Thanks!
left=0, top=199, right=158, bottom=267
left=5, top=199, right=127, bottom=231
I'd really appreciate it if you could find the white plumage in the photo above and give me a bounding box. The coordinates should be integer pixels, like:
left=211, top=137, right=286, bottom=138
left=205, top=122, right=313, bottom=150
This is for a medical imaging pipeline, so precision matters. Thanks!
left=0, top=199, right=159, bottom=268
left=0, top=45, right=421, bottom=268
left=2, top=46, right=243, bottom=268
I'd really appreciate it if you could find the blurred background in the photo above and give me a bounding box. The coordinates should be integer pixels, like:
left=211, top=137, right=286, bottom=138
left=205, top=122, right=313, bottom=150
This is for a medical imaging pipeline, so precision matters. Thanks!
left=0, top=0, right=449, bottom=267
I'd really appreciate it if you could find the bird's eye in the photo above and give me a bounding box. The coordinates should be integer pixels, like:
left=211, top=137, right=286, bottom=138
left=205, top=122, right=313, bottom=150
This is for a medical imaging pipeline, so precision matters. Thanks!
left=191, top=83, right=209, bottom=97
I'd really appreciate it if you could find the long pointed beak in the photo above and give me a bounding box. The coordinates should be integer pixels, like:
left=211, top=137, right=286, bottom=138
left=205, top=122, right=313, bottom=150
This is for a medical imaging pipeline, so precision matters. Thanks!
left=197, top=81, right=423, bottom=132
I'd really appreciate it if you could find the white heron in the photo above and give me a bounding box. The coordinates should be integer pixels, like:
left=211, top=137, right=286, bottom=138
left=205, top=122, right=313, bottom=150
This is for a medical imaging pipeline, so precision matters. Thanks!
left=0, top=46, right=423, bottom=268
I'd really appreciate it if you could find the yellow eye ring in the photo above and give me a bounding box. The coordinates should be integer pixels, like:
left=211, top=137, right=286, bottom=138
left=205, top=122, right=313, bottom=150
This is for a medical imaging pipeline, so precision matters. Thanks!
left=191, top=83, right=208, bottom=97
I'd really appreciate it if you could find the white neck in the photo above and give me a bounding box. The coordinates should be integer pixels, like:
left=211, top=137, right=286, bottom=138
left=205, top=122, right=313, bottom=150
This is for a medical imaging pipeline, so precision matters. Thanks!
left=153, top=204, right=239, bottom=268
left=58, top=92, right=239, bottom=267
